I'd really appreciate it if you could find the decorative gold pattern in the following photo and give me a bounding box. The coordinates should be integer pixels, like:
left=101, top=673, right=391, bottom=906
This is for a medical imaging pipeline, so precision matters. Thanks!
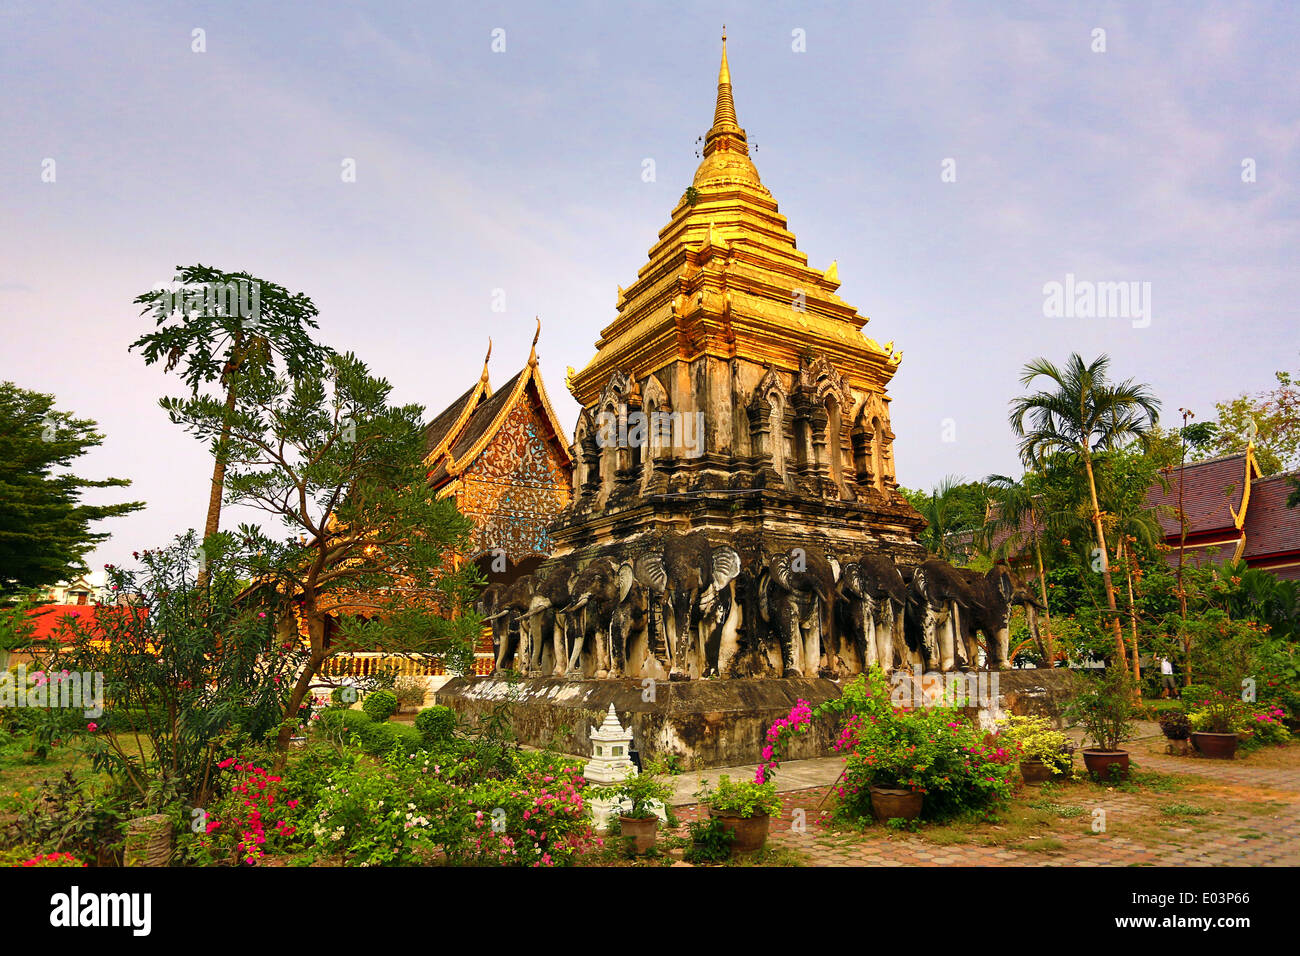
left=455, top=399, right=571, bottom=558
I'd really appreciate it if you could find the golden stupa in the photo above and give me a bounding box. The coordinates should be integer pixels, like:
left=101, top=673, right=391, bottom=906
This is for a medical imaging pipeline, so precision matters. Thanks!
left=555, top=30, right=920, bottom=557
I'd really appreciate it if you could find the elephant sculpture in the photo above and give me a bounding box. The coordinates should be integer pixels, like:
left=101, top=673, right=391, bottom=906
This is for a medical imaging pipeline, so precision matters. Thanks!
left=837, top=554, right=908, bottom=674
left=515, top=560, right=576, bottom=676
left=760, top=545, right=840, bottom=678
left=954, top=565, right=1044, bottom=669
left=560, top=556, right=637, bottom=678
left=477, top=575, right=536, bottom=674
left=633, top=532, right=741, bottom=680
left=906, top=558, right=976, bottom=672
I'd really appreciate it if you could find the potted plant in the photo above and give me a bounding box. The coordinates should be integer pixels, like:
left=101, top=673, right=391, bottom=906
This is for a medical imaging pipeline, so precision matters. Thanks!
left=593, top=761, right=674, bottom=855
left=1065, top=667, right=1136, bottom=781
left=1157, top=709, right=1192, bottom=756
left=393, top=677, right=427, bottom=715
left=1188, top=691, right=1245, bottom=759
left=998, top=715, right=1074, bottom=783
left=698, top=775, right=781, bottom=855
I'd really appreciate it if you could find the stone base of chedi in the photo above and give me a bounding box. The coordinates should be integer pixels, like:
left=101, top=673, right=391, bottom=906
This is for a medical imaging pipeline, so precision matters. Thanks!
left=434, top=670, right=1075, bottom=769
left=434, top=676, right=842, bottom=769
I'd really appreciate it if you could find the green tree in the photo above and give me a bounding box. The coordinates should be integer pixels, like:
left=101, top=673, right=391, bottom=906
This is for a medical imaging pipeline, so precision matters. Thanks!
left=160, top=351, right=482, bottom=759
left=1009, top=353, right=1161, bottom=668
left=48, top=531, right=296, bottom=807
left=1194, top=361, right=1300, bottom=474
left=130, top=265, right=332, bottom=554
left=900, top=476, right=988, bottom=562
left=984, top=471, right=1055, bottom=661
left=0, top=382, right=143, bottom=599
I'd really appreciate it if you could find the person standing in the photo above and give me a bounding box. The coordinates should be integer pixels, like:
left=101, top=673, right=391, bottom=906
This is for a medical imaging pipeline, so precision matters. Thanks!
left=1160, top=656, right=1176, bottom=698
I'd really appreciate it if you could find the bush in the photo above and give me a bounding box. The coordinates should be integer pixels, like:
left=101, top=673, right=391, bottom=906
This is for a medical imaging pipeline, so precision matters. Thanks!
left=1180, top=684, right=1215, bottom=708
left=415, top=706, right=457, bottom=746
left=684, top=818, right=733, bottom=863
left=319, top=708, right=373, bottom=737
left=362, top=690, right=398, bottom=722
left=1065, top=667, right=1137, bottom=751
left=1157, top=710, right=1191, bottom=740
left=698, top=775, right=780, bottom=819
left=998, top=715, right=1074, bottom=774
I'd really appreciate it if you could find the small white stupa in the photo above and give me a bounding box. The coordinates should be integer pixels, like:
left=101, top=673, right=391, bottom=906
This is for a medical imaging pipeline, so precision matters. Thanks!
left=584, top=704, right=666, bottom=829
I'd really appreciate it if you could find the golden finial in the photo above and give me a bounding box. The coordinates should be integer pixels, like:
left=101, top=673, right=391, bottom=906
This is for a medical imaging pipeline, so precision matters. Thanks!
left=529, top=316, right=541, bottom=366
left=712, top=30, right=738, bottom=133
left=825, top=259, right=839, bottom=284
left=480, top=338, right=492, bottom=383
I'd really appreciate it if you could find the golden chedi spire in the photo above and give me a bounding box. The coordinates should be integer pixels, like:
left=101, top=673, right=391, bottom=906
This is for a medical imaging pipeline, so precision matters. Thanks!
left=568, top=30, right=899, bottom=410
left=694, top=27, right=761, bottom=188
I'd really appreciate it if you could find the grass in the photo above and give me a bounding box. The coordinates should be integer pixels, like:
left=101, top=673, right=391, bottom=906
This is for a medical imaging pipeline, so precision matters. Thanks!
left=1159, top=803, right=1211, bottom=817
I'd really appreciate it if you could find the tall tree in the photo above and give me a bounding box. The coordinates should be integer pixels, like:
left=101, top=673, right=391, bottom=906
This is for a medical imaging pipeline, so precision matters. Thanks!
left=131, top=266, right=332, bottom=557
left=1009, top=353, right=1161, bottom=668
left=0, top=382, right=143, bottom=599
left=160, top=351, right=482, bottom=759
left=984, top=471, right=1055, bottom=662
left=900, top=476, right=988, bottom=562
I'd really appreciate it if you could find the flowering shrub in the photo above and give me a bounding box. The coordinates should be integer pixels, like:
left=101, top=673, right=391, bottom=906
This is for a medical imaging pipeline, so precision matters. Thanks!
left=1244, top=705, right=1292, bottom=746
left=761, top=668, right=1016, bottom=823
left=296, top=744, right=600, bottom=867
left=1186, top=690, right=1251, bottom=735
left=756, top=698, right=812, bottom=785
left=997, top=715, right=1074, bottom=774
left=194, top=758, right=299, bottom=865
left=15, top=852, right=87, bottom=867
left=463, top=765, right=601, bottom=866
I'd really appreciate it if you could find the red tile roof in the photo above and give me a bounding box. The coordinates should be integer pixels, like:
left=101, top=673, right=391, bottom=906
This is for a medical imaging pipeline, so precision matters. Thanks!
left=25, top=604, right=146, bottom=642
left=1242, top=470, right=1300, bottom=563
left=1146, top=454, right=1254, bottom=538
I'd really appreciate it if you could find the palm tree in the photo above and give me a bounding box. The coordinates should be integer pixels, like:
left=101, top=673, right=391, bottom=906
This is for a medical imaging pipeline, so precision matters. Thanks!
left=1009, top=353, right=1161, bottom=667
left=985, top=472, right=1055, bottom=662
left=915, top=475, right=972, bottom=562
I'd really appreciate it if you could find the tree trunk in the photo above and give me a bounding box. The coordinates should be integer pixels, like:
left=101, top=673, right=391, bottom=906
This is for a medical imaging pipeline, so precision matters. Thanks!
left=1082, top=451, right=1128, bottom=668
left=1030, top=501, right=1054, bottom=664
left=198, top=381, right=238, bottom=588
left=1119, top=538, right=1142, bottom=696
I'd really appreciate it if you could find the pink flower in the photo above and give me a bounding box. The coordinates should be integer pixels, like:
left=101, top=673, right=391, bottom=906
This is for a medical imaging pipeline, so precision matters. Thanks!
left=86, top=722, right=98, bottom=732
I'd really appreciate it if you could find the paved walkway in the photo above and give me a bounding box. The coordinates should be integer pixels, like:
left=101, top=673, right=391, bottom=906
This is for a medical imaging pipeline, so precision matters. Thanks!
left=667, top=739, right=1300, bottom=866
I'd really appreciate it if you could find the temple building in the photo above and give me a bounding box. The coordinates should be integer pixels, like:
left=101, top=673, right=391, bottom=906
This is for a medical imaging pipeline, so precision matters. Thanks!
left=1148, top=448, right=1300, bottom=580
left=421, top=329, right=572, bottom=586
left=554, top=31, right=923, bottom=560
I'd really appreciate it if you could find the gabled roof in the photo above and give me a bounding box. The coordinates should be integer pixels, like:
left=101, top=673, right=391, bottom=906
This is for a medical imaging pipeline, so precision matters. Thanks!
left=423, top=382, right=486, bottom=458
left=1242, top=469, right=1300, bottom=561
left=1147, top=453, right=1260, bottom=538
left=423, top=325, right=572, bottom=491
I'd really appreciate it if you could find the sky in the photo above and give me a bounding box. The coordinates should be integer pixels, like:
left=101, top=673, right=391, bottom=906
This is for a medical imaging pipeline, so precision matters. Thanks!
left=2, top=0, right=1298, bottom=572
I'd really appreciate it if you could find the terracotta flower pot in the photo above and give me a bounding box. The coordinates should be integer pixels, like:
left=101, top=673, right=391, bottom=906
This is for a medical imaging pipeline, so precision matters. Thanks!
left=1020, top=759, right=1054, bottom=784
left=868, top=785, right=923, bottom=822
left=1191, top=731, right=1238, bottom=760
left=1081, top=749, right=1130, bottom=781
left=617, top=815, right=659, bottom=854
left=707, top=809, right=770, bottom=855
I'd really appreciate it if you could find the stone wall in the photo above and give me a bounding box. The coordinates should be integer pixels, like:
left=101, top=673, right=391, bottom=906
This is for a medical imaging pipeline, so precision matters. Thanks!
left=436, top=668, right=1079, bottom=768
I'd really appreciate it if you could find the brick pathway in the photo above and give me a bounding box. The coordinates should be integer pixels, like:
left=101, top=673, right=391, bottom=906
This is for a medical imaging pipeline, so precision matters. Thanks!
left=671, top=750, right=1300, bottom=866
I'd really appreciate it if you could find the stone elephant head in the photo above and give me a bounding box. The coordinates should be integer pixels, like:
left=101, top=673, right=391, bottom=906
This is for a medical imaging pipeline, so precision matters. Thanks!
left=905, top=558, right=976, bottom=672
left=760, top=545, right=840, bottom=678
left=633, top=531, right=741, bottom=680
left=955, top=564, right=1043, bottom=669
left=517, top=559, right=577, bottom=677
left=477, top=574, right=535, bottom=674
left=837, top=554, right=907, bottom=675
left=561, top=556, right=637, bottom=678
